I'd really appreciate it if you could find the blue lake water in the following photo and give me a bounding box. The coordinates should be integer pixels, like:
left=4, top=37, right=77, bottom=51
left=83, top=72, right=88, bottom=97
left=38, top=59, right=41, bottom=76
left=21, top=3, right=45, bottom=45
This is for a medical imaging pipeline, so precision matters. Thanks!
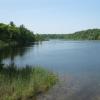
left=2, top=40, right=100, bottom=99
left=2, top=40, right=100, bottom=75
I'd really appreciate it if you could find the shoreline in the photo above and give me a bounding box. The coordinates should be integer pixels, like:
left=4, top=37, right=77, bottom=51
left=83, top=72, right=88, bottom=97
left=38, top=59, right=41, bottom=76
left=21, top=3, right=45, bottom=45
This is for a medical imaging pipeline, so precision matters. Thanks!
left=0, top=64, right=58, bottom=100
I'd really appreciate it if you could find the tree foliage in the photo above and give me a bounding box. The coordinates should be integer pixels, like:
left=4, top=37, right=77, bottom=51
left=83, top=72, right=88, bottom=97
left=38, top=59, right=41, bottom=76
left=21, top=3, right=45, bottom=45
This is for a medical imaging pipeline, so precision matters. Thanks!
left=40, top=29, right=100, bottom=40
left=0, top=22, right=35, bottom=45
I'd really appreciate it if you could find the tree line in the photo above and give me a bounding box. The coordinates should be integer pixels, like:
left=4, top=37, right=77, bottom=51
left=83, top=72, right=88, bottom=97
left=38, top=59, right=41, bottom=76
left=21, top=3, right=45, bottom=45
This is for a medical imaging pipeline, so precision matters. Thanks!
left=1, top=22, right=100, bottom=45
left=0, top=22, right=36, bottom=45
left=40, top=29, right=100, bottom=40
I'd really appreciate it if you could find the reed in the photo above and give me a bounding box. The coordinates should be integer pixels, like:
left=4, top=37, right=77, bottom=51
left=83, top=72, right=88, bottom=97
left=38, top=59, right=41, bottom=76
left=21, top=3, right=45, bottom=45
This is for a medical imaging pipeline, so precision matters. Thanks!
left=0, top=64, right=58, bottom=100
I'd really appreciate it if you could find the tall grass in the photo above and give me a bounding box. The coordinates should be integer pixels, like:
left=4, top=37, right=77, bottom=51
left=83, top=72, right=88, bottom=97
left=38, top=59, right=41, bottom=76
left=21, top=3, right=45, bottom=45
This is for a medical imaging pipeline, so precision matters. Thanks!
left=0, top=64, right=58, bottom=100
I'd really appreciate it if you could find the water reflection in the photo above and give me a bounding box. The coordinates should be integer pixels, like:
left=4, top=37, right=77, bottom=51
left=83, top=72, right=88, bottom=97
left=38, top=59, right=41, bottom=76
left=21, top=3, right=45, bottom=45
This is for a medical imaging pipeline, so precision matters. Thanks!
left=0, top=40, right=100, bottom=100
left=0, top=42, right=41, bottom=65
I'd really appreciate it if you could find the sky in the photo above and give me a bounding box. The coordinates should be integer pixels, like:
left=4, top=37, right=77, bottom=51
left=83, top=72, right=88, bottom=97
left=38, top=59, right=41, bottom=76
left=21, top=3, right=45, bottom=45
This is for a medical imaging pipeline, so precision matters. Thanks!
left=0, top=0, right=100, bottom=34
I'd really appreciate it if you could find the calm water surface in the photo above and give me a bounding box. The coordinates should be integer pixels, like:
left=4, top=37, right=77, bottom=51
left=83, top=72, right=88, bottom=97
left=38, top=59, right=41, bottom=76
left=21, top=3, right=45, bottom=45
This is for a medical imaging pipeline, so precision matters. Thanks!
left=2, top=40, right=100, bottom=74
left=1, top=40, right=100, bottom=99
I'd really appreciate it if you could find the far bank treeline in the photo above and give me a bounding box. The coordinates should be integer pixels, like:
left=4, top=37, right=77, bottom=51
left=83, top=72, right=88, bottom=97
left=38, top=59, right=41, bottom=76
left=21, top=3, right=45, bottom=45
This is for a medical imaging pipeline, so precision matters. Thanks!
left=1, top=22, right=100, bottom=46
left=0, top=22, right=44, bottom=47
left=40, top=29, right=100, bottom=40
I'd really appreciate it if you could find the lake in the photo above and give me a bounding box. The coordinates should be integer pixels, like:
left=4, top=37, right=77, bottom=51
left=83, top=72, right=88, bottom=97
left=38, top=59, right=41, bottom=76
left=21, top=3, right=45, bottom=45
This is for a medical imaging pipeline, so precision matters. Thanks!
left=1, top=40, right=100, bottom=99
left=2, top=40, right=100, bottom=74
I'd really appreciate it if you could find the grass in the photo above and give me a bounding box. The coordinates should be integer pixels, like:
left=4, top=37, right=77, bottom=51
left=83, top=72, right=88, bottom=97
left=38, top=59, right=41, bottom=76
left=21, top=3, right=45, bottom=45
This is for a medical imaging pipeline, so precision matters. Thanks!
left=0, top=64, right=58, bottom=100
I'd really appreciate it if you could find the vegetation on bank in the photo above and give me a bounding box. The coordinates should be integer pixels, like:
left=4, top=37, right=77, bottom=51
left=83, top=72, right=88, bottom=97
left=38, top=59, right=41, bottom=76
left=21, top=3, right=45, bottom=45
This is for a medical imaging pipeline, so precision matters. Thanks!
left=65, top=29, right=100, bottom=40
left=0, top=22, right=46, bottom=48
left=40, top=29, right=100, bottom=40
left=1, top=22, right=100, bottom=45
left=0, top=22, right=35, bottom=45
left=0, top=64, right=58, bottom=100
left=0, top=22, right=58, bottom=100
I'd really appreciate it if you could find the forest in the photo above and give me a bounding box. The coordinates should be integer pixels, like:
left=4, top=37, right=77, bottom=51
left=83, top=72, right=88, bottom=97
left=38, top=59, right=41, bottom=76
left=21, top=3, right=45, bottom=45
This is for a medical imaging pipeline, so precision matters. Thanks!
left=0, top=22, right=36, bottom=47
left=0, top=22, right=100, bottom=48
left=40, top=29, right=100, bottom=40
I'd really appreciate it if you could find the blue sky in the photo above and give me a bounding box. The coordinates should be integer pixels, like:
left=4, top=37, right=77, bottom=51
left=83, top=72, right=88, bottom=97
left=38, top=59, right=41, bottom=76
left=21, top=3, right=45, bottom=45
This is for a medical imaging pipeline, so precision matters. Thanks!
left=0, top=0, right=100, bottom=34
